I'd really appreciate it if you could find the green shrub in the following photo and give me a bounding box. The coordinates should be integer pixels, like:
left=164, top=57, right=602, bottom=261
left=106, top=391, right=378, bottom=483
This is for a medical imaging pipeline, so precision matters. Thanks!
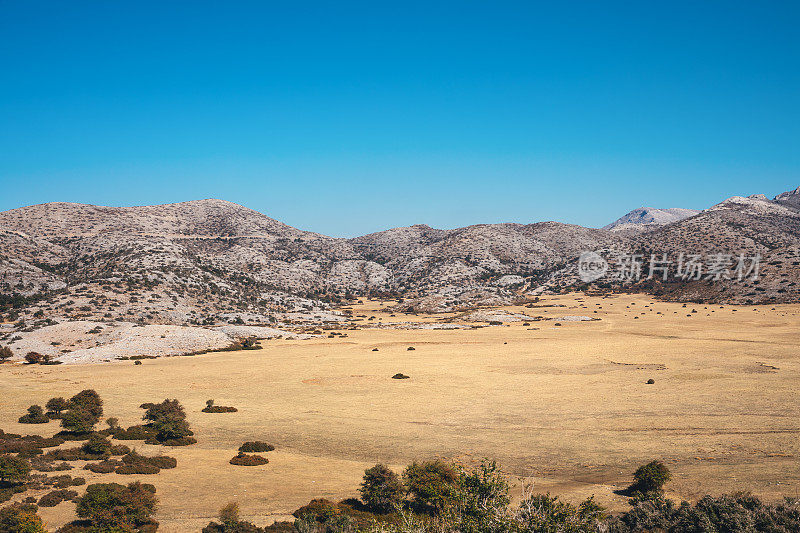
left=18, top=405, right=49, bottom=424
left=110, top=444, right=131, bottom=456
left=628, top=460, right=671, bottom=496
left=202, top=405, right=238, bottom=413
left=613, top=492, right=800, bottom=532
left=83, top=460, right=122, bottom=474
left=24, top=352, right=44, bottom=364
left=115, top=463, right=161, bottom=475
left=113, top=425, right=156, bottom=441
left=403, top=460, right=459, bottom=513
left=153, top=436, right=197, bottom=446
left=0, top=503, right=47, bottom=533
left=81, top=434, right=112, bottom=457
left=74, top=481, right=158, bottom=531
left=68, top=390, right=103, bottom=419
left=360, top=464, right=404, bottom=513
left=59, top=408, right=98, bottom=435
left=143, top=399, right=194, bottom=443
left=0, top=455, right=29, bottom=486
left=518, top=493, right=606, bottom=533
left=455, top=459, right=512, bottom=525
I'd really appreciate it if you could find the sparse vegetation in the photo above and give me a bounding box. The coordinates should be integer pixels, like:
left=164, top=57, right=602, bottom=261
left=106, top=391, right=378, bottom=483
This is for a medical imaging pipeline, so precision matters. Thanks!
left=238, top=441, right=274, bottom=453
left=229, top=453, right=269, bottom=466
left=18, top=405, right=49, bottom=424
left=203, top=399, right=238, bottom=413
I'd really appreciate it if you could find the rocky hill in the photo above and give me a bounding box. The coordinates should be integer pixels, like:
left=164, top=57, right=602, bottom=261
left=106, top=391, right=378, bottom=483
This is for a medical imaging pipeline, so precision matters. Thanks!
left=0, top=187, right=798, bottom=337
left=603, top=207, right=700, bottom=233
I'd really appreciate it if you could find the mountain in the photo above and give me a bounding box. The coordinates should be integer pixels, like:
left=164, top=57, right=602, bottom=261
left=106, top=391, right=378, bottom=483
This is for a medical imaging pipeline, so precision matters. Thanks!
left=774, top=186, right=800, bottom=209
left=603, top=207, right=700, bottom=232
left=0, top=187, right=798, bottom=330
left=620, top=192, right=800, bottom=303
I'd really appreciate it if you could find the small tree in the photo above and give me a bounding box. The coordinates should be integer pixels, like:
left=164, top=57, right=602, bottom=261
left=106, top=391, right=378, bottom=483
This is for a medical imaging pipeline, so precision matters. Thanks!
left=46, top=397, right=69, bottom=417
left=628, top=460, right=671, bottom=496
left=0, top=455, right=30, bottom=485
left=144, top=399, right=192, bottom=442
left=403, top=460, right=459, bottom=513
left=0, top=345, right=12, bottom=363
left=360, top=464, right=404, bottom=513
left=69, top=389, right=103, bottom=419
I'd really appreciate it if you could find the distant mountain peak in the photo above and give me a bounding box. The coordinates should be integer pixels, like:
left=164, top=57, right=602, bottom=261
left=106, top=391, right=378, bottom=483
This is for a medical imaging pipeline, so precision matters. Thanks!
left=774, top=186, right=800, bottom=208
left=603, top=207, right=699, bottom=232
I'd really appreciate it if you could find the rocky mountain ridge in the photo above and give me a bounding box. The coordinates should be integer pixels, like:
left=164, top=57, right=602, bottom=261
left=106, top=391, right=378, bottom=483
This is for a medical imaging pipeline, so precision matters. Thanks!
left=0, top=187, right=798, bottom=331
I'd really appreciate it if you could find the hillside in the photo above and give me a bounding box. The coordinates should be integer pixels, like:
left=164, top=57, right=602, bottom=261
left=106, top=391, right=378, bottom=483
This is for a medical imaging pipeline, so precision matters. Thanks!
left=0, top=186, right=798, bottom=361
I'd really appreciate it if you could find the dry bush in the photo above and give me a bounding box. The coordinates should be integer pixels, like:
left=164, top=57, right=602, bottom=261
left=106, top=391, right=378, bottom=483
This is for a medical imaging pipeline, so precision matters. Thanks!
left=38, top=489, right=79, bottom=507
left=229, top=453, right=268, bottom=466
left=115, top=463, right=160, bottom=475
left=83, top=460, right=122, bottom=474
left=238, top=441, right=274, bottom=453
left=202, top=399, right=238, bottom=413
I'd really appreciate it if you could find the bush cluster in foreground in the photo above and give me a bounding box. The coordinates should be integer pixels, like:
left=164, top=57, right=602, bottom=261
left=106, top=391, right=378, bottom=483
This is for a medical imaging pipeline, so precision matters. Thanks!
left=198, top=459, right=800, bottom=533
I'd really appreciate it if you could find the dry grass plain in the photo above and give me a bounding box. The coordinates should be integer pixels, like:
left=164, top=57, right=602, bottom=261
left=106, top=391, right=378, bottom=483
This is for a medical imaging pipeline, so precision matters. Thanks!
left=1, top=293, right=799, bottom=532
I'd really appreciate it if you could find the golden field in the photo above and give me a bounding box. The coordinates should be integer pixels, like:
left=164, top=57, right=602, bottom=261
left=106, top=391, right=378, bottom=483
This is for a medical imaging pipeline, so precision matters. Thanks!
left=1, top=293, right=799, bottom=532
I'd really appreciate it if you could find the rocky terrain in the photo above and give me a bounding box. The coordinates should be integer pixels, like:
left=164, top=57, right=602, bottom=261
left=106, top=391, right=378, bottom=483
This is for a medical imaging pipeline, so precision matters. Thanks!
left=0, top=186, right=797, bottom=362
left=603, top=207, right=700, bottom=233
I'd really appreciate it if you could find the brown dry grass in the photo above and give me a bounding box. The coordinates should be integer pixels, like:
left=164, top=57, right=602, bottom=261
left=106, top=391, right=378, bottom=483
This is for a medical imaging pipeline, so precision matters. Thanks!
left=1, top=293, right=799, bottom=532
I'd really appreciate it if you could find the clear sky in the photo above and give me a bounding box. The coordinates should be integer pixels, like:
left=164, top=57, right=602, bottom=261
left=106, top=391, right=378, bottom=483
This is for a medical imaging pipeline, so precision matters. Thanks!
left=1, top=2, right=798, bottom=236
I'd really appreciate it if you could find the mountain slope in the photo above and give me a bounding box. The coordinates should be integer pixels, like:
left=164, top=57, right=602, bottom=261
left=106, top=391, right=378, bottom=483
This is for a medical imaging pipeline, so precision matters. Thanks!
left=0, top=187, right=798, bottom=327
left=603, top=207, right=700, bottom=232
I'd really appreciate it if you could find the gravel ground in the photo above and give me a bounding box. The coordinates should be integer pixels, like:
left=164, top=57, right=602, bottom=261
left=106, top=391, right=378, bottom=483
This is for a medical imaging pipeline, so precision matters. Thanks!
left=3, top=321, right=305, bottom=364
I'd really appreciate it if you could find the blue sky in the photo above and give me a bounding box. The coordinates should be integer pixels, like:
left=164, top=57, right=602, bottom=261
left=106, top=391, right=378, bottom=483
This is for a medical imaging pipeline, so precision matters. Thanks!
left=1, top=1, right=798, bottom=236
